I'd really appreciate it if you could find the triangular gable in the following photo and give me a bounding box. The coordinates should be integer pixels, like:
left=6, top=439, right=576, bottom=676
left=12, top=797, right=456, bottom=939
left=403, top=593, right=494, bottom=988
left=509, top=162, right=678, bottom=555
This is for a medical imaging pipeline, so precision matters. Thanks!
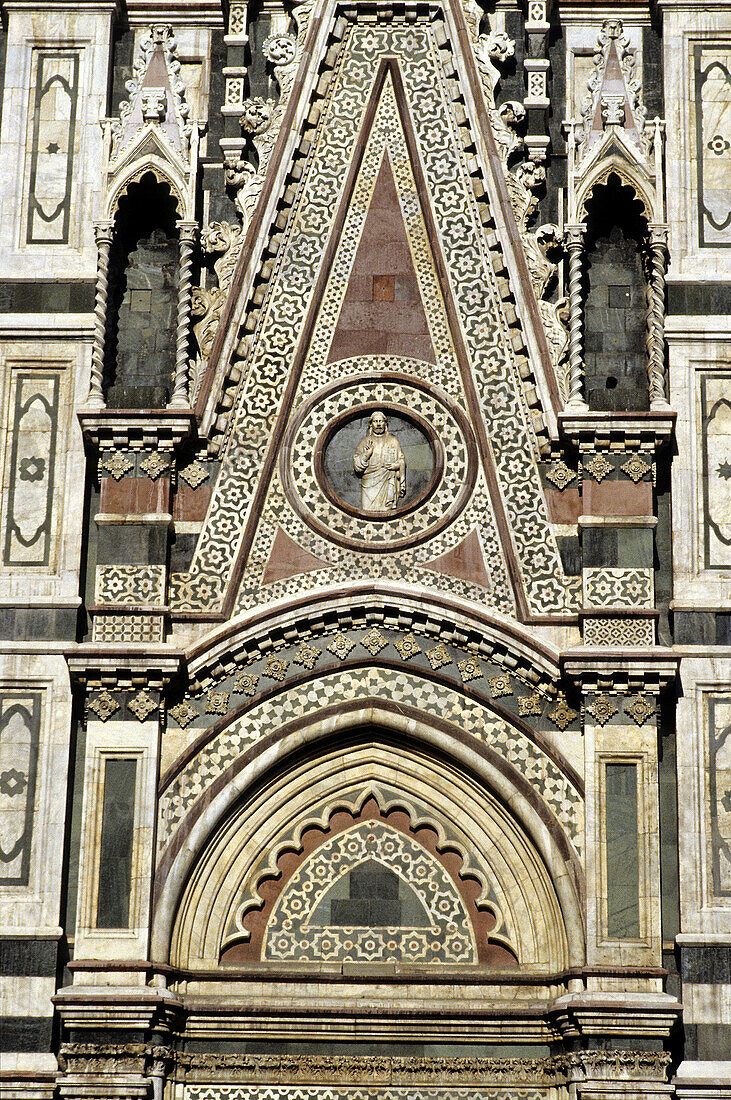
left=113, top=25, right=191, bottom=161
left=580, top=20, right=646, bottom=157
left=327, top=153, right=437, bottom=365
left=169, top=8, right=580, bottom=622
left=197, top=0, right=562, bottom=428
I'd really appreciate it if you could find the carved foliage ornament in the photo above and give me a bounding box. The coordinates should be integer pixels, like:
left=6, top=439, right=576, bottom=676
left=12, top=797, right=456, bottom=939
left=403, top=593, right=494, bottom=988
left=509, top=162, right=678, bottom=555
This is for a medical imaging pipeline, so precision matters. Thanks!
left=112, top=24, right=193, bottom=159
left=580, top=20, right=647, bottom=153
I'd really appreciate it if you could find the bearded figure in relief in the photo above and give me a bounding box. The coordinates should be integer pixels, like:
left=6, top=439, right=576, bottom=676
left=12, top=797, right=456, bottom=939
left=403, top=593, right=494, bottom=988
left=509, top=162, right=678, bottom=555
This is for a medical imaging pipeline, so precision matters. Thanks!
left=352, top=411, right=406, bottom=512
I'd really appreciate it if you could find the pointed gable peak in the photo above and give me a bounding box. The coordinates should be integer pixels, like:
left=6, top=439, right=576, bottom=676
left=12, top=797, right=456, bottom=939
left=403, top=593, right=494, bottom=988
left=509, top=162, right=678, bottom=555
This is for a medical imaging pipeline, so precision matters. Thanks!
left=581, top=20, right=647, bottom=157
left=327, top=149, right=437, bottom=365
left=111, top=24, right=193, bottom=165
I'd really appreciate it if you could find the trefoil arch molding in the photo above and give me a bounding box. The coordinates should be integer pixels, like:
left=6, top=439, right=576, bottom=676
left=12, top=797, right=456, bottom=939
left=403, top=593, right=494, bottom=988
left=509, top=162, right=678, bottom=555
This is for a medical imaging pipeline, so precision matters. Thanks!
left=220, top=784, right=515, bottom=965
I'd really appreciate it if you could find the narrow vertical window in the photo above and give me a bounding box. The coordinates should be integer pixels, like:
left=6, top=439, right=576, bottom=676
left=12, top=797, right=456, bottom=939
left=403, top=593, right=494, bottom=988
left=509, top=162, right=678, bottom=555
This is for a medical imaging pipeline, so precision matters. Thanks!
left=96, top=758, right=137, bottom=929
left=605, top=762, right=640, bottom=939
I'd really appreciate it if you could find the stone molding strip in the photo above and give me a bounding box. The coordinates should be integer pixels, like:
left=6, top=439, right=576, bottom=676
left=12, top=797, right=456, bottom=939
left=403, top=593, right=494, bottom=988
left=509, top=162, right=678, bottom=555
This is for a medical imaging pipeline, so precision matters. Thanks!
left=184, top=584, right=560, bottom=692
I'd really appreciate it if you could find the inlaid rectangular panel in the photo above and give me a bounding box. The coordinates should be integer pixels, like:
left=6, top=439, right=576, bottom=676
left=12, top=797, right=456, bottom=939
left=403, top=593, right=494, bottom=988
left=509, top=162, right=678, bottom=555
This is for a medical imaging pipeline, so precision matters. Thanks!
left=605, top=762, right=640, bottom=938
left=708, top=695, right=731, bottom=897
left=26, top=51, right=80, bottom=244
left=0, top=692, right=42, bottom=885
left=2, top=372, right=60, bottom=568
left=96, top=758, right=137, bottom=929
left=701, top=373, right=731, bottom=569
left=695, top=45, right=731, bottom=247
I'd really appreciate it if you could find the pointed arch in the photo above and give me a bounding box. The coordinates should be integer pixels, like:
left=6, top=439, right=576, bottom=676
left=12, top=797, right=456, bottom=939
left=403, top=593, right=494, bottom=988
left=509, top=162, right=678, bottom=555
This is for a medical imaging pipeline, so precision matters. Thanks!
left=576, top=157, right=657, bottom=225
left=105, top=153, right=188, bottom=222
left=156, top=698, right=584, bottom=973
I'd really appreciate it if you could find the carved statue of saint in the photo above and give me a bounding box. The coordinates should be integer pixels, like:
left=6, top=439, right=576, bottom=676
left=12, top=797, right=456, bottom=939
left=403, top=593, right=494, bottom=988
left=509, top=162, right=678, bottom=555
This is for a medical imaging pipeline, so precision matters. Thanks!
left=352, top=411, right=406, bottom=512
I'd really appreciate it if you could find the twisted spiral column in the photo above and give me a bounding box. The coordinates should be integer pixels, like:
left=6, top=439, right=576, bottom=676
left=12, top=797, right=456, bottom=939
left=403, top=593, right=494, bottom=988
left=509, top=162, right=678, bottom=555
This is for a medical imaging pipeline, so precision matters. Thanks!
left=564, top=225, right=588, bottom=410
left=169, top=221, right=198, bottom=409
left=647, top=225, right=670, bottom=410
left=88, top=222, right=113, bottom=407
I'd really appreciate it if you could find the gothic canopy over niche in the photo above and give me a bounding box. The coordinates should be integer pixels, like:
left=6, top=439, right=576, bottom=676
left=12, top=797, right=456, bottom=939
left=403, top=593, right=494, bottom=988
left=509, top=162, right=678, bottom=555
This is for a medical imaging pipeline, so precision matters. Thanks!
left=168, top=739, right=578, bottom=974
left=170, top=1, right=579, bottom=623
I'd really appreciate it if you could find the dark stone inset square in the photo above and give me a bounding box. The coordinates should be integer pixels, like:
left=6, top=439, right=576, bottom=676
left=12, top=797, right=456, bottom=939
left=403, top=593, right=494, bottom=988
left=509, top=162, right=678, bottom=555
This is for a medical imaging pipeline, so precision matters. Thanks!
left=331, top=898, right=403, bottom=926
left=372, top=275, right=395, bottom=302
left=608, top=284, right=632, bottom=308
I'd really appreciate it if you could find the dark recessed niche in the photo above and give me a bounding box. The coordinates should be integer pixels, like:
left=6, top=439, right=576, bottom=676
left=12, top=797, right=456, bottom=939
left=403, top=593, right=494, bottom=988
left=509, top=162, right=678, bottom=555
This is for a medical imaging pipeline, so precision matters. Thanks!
left=317, top=405, right=441, bottom=519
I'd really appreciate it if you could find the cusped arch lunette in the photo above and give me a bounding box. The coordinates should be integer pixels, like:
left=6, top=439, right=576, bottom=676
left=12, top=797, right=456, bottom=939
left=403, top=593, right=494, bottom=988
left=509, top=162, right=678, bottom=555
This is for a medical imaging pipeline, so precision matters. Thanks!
left=219, top=784, right=516, bottom=966
left=166, top=735, right=579, bottom=973
left=105, top=158, right=189, bottom=222
left=576, top=163, right=656, bottom=225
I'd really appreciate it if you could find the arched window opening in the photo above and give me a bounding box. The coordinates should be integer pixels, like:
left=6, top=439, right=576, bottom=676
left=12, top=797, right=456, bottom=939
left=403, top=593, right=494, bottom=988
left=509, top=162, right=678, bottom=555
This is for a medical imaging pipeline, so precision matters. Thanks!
left=583, top=177, right=649, bottom=412
left=104, top=172, right=180, bottom=408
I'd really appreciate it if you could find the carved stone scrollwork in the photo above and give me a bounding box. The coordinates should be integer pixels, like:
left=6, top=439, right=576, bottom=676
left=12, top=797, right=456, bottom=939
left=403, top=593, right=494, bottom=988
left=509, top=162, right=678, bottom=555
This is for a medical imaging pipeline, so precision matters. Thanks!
left=191, top=221, right=245, bottom=398
left=224, top=154, right=257, bottom=219
left=508, top=160, right=545, bottom=234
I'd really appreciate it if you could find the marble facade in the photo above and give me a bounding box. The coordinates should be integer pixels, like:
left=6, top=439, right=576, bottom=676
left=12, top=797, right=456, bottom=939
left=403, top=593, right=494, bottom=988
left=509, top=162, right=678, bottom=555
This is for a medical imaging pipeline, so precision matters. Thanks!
left=0, top=1, right=728, bottom=1099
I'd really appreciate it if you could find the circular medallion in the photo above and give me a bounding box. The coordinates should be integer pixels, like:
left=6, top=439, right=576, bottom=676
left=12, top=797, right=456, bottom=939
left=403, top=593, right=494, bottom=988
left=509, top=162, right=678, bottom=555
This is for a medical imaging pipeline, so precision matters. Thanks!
left=281, top=369, right=477, bottom=553
left=319, top=405, right=442, bottom=519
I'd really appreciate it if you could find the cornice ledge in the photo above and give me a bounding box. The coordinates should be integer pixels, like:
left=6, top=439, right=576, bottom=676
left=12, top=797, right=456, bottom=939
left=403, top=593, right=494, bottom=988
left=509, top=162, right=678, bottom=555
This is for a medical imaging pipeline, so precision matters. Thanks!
left=561, top=646, right=679, bottom=691
left=77, top=408, right=198, bottom=453
left=65, top=643, right=184, bottom=688
left=550, top=992, right=681, bottom=1044
left=558, top=410, right=676, bottom=452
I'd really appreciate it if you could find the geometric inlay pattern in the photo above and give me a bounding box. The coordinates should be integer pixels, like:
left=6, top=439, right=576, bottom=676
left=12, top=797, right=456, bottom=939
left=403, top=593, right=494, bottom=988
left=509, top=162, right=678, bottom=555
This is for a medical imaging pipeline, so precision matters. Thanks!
left=158, top=667, right=583, bottom=857
left=582, top=616, right=655, bottom=646
left=263, top=821, right=476, bottom=963
left=170, top=22, right=579, bottom=616
left=582, top=568, right=653, bottom=610
left=94, top=564, right=166, bottom=606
